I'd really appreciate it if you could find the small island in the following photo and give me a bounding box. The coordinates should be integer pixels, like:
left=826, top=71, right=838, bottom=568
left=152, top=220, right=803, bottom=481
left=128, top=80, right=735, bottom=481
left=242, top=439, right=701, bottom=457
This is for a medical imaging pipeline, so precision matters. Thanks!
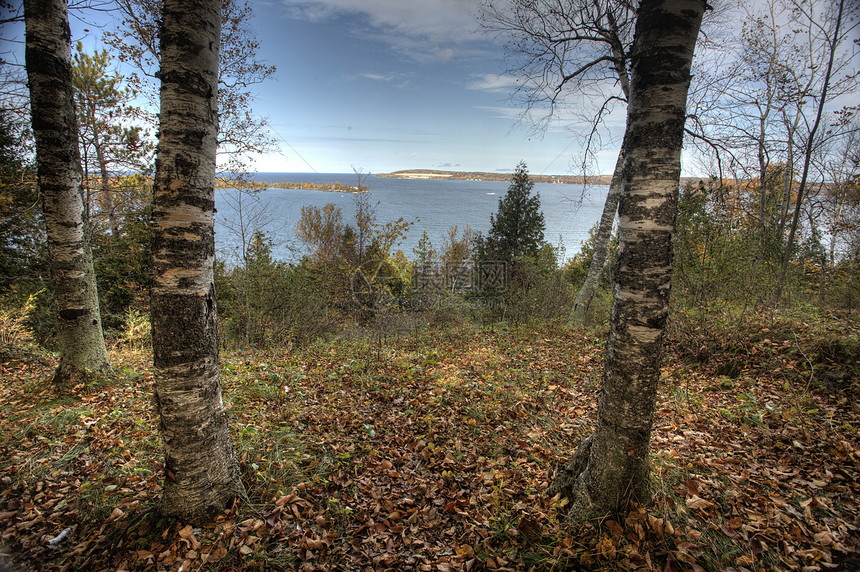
left=215, top=178, right=368, bottom=193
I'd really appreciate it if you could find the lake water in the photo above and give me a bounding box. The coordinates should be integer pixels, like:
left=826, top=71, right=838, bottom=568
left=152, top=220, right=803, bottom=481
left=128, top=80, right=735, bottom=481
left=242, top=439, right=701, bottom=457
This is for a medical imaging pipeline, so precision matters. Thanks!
left=214, top=172, right=609, bottom=265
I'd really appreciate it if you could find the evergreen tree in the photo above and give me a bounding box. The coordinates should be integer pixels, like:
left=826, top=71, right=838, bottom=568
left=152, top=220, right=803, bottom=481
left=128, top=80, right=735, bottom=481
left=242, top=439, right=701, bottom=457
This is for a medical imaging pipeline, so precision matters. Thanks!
left=476, top=161, right=545, bottom=263
left=0, top=111, right=43, bottom=295
left=413, top=230, right=437, bottom=270
left=72, top=44, right=152, bottom=236
left=412, top=230, right=439, bottom=302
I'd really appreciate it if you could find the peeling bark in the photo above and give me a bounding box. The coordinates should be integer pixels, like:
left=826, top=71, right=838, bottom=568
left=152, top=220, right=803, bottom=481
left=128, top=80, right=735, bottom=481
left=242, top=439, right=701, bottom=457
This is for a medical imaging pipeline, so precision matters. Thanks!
left=24, top=0, right=111, bottom=385
left=551, top=0, right=705, bottom=521
left=152, top=0, right=243, bottom=524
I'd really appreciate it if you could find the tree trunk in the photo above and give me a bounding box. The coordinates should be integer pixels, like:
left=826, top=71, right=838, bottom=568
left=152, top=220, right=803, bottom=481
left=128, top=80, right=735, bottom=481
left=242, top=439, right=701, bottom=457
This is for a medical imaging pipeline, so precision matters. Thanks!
left=570, top=17, right=632, bottom=326
left=756, top=113, right=771, bottom=244
left=570, top=148, right=623, bottom=323
left=24, top=0, right=111, bottom=385
left=94, top=131, right=119, bottom=236
left=152, top=0, right=243, bottom=524
left=551, top=0, right=705, bottom=521
left=807, top=210, right=827, bottom=307
left=777, top=113, right=801, bottom=242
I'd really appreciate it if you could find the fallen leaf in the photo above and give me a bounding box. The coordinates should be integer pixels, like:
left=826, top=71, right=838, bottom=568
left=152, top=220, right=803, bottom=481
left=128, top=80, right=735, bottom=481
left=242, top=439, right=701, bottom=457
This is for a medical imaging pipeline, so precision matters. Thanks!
left=685, top=496, right=715, bottom=511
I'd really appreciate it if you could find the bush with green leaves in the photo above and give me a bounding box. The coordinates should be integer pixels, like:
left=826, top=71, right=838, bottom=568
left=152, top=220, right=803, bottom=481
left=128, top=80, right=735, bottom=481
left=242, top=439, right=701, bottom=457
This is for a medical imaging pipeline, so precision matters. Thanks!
left=216, top=232, right=337, bottom=349
left=564, top=223, right=617, bottom=291
left=673, top=181, right=793, bottom=316
left=91, top=198, right=152, bottom=335
left=0, top=111, right=55, bottom=345
left=499, top=243, right=574, bottom=325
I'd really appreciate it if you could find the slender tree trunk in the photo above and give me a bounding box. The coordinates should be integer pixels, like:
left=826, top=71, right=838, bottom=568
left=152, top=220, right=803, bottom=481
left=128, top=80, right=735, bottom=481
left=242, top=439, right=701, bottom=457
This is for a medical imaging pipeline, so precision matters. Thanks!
left=776, top=0, right=845, bottom=304
left=569, top=10, right=630, bottom=324
left=570, top=19, right=632, bottom=326
left=756, top=113, right=771, bottom=244
left=551, top=0, right=705, bottom=521
left=152, top=0, right=243, bottom=524
left=569, top=15, right=632, bottom=326
left=94, top=132, right=119, bottom=236
left=570, top=147, right=624, bottom=323
left=777, top=114, right=801, bottom=241
left=807, top=210, right=827, bottom=307
left=24, top=0, right=111, bottom=385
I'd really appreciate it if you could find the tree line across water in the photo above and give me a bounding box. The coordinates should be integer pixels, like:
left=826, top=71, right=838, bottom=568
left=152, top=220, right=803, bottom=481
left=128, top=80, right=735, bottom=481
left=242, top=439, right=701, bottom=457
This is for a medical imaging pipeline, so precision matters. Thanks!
left=215, top=178, right=368, bottom=193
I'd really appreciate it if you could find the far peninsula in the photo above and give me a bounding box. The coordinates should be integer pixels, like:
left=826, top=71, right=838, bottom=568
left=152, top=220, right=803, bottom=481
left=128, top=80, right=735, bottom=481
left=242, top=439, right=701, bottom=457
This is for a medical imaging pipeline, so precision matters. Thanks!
left=376, top=169, right=614, bottom=185
left=377, top=169, right=713, bottom=187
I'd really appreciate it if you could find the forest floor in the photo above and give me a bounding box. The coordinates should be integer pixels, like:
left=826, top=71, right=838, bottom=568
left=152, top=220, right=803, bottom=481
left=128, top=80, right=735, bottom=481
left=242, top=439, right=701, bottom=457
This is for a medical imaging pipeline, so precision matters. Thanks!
left=0, top=311, right=858, bottom=571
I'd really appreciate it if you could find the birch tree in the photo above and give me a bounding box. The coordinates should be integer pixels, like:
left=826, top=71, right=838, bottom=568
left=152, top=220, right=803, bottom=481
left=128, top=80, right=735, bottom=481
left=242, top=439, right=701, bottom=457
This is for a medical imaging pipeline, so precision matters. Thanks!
left=152, top=0, right=243, bottom=523
left=24, top=0, right=111, bottom=384
left=549, top=0, right=706, bottom=520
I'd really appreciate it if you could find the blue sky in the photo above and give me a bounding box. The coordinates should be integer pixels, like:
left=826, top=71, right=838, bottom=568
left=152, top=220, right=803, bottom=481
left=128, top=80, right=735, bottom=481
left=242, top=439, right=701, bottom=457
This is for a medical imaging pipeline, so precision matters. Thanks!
left=6, top=1, right=857, bottom=177
left=2, top=0, right=623, bottom=175
left=242, top=0, right=622, bottom=175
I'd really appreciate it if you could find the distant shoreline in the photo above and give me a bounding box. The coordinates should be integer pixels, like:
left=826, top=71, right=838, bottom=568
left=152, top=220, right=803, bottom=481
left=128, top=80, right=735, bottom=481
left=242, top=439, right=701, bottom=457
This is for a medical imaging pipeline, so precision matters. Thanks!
left=215, top=178, right=367, bottom=193
left=218, top=171, right=716, bottom=189
left=377, top=169, right=716, bottom=187
left=376, top=169, right=612, bottom=185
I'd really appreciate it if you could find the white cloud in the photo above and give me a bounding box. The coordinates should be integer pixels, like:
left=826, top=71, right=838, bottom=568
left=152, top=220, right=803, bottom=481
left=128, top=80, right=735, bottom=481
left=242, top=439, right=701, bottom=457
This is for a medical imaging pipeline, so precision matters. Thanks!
left=467, top=73, right=520, bottom=92
left=280, top=2, right=337, bottom=22
left=356, top=72, right=415, bottom=90
left=278, top=0, right=485, bottom=61
left=360, top=73, right=396, bottom=82
left=280, top=0, right=482, bottom=39
left=475, top=104, right=625, bottom=138
left=476, top=105, right=525, bottom=121
left=434, top=47, right=456, bottom=61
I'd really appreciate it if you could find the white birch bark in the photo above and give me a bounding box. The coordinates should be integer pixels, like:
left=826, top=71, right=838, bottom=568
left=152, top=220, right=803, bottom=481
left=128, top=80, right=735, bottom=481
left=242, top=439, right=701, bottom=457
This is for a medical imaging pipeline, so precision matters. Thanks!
left=570, top=149, right=623, bottom=322
left=152, top=0, right=243, bottom=523
left=24, top=0, right=111, bottom=385
left=551, top=0, right=706, bottom=521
